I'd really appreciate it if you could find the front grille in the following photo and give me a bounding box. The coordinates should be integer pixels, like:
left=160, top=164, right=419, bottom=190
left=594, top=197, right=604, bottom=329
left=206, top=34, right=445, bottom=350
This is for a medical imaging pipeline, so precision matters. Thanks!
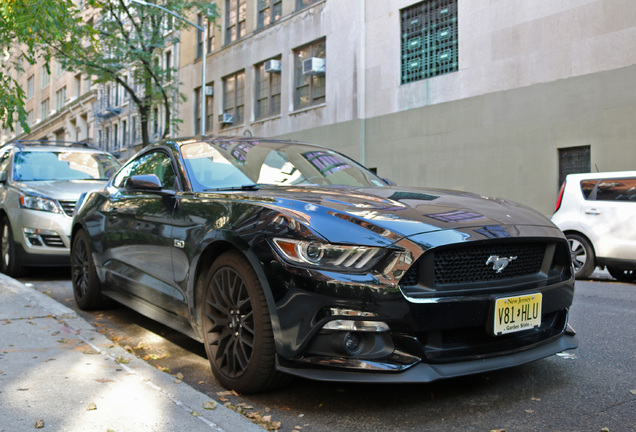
left=434, top=243, right=546, bottom=285
left=59, top=200, right=76, bottom=216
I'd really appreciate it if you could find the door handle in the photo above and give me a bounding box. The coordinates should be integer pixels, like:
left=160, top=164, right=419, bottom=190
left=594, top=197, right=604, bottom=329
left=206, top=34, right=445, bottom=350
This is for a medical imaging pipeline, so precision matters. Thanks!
left=584, top=209, right=600, bottom=215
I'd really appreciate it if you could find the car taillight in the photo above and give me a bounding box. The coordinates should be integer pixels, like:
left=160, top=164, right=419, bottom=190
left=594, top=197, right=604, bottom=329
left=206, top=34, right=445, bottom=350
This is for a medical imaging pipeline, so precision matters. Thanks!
left=554, top=182, right=565, bottom=213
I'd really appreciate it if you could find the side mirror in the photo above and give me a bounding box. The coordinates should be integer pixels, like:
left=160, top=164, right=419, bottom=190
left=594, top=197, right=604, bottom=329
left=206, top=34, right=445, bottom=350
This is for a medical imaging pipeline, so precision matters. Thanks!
left=125, top=174, right=163, bottom=191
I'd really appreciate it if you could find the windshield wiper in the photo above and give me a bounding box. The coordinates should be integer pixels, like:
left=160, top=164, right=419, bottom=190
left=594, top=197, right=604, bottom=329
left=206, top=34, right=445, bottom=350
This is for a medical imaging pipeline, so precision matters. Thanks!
left=204, top=184, right=261, bottom=192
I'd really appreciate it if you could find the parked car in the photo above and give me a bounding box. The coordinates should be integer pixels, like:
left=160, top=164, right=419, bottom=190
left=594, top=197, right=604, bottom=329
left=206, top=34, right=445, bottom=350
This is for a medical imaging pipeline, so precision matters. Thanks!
left=552, top=170, right=636, bottom=282
left=0, top=141, right=121, bottom=276
left=71, top=137, right=577, bottom=393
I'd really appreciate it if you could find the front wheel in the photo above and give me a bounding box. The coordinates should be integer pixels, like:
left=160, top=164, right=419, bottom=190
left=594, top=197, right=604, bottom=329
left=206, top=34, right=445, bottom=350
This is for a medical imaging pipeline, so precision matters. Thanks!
left=566, top=233, right=595, bottom=280
left=71, top=229, right=111, bottom=310
left=200, top=250, right=290, bottom=393
left=607, top=267, right=636, bottom=283
left=0, top=216, right=24, bottom=277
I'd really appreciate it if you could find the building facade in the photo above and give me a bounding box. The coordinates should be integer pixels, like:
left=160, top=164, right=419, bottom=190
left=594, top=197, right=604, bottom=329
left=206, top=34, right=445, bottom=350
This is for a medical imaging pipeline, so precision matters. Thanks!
left=178, top=0, right=636, bottom=215
left=4, top=0, right=636, bottom=215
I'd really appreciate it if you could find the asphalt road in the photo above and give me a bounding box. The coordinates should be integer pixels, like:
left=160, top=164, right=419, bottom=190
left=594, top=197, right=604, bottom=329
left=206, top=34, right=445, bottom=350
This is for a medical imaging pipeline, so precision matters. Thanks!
left=21, top=269, right=636, bottom=432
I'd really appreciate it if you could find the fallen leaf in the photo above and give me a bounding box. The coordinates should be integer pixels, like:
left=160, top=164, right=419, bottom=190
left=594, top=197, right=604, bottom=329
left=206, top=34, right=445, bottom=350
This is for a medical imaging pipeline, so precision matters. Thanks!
left=87, top=402, right=97, bottom=411
left=525, top=409, right=535, bottom=414
left=530, top=397, right=541, bottom=401
left=115, top=355, right=129, bottom=364
left=95, top=379, right=114, bottom=383
left=263, top=415, right=272, bottom=422
left=50, top=331, right=60, bottom=336
left=35, top=419, right=45, bottom=429
left=124, top=345, right=134, bottom=353
left=271, top=421, right=282, bottom=429
left=44, top=358, right=55, bottom=363
left=27, top=321, right=36, bottom=325
left=203, top=401, right=217, bottom=410
left=490, top=429, right=506, bottom=432
left=600, top=428, right=610, bottom=432
left=191, top=411, right=201, bottom=417
left=57, top=338, right=69, bottom=344
left=630, top=389, right=636, bottom=395
left=175, top=372, right=184, bottom=380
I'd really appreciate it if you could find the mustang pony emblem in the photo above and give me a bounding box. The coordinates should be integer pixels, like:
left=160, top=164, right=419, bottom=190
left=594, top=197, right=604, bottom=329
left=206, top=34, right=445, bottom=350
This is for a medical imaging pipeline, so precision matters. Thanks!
left=486, top=255, right=518, bottom=273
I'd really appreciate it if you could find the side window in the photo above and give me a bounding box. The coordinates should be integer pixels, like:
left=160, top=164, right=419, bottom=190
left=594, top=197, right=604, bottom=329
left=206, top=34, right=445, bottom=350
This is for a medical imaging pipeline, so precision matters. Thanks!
left=113, top=151, right=177, bottom=190
left=580, top=180, right=597, bottom=200
left=596, top=178, right=636, bottom=201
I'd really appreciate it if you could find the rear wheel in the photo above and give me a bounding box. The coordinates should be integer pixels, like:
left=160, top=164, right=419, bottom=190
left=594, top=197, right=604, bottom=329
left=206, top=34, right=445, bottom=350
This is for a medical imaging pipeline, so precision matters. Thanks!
left=566, top=233, right=595, bottom=280
left=607, top=267, right=636, bottom=283
left=200, top=250, right=290, bottom=393
left=0, top=216, right=24, bottom=277
left=71, top=229, right=111, bottom=310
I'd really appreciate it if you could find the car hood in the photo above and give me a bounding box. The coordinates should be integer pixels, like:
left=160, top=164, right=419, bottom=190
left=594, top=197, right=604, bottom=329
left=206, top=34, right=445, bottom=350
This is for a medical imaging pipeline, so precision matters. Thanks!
left=17, top=180, right=108, bottom=201
left=233, top=185, right=559, bottom=246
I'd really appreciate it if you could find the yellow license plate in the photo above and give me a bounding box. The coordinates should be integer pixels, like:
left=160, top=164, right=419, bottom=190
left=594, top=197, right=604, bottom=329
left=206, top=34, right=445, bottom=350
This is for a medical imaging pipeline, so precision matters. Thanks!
left=493, top=293, right=542, bottom=335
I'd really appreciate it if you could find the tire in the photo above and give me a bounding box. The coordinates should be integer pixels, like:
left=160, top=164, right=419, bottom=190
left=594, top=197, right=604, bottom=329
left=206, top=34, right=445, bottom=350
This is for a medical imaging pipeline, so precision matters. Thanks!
left=607, top=266, right=636, bottom=283
left=566, top=233, right=595, bottom=280
left=0, top=216, right=24, bottom=277
left=71, top=229, right=111, bottom=310
left=200, top=250, right=290, bottom=393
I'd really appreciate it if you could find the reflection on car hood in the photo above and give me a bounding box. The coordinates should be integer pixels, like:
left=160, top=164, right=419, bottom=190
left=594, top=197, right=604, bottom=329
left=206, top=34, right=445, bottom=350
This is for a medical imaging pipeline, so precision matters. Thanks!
left=241, top=185, right=555, bottom=244
left=18, top=180, right=108, bottom=201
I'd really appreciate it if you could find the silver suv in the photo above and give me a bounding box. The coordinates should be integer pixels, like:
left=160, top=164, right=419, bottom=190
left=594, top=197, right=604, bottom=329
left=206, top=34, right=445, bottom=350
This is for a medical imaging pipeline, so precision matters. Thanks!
left=0, top=141, right=121, bottom=276
left=552, top=171, right=636, bottom=282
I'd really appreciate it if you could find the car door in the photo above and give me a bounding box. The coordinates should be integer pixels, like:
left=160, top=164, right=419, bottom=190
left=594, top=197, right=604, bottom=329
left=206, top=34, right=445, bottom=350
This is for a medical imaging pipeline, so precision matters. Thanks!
left=102, top=150, right=187, bottom=315
left=580, top=176, right=636, bottom=260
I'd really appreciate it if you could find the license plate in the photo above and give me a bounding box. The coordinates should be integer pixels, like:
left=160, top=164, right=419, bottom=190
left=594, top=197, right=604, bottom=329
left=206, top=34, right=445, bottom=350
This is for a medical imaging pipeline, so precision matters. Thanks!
left=493, top=293, right=542, bottom=335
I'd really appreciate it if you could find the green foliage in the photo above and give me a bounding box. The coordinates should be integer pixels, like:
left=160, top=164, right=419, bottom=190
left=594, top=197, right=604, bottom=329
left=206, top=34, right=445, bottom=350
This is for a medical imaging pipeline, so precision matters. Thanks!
left=0, top=0, right=81, bottom=133
left=1, top=0, right=218, bottom=145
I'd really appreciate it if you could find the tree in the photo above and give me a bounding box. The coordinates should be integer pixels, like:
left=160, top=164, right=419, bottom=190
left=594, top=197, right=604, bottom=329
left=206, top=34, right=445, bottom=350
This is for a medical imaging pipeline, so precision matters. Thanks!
left=0, top=0, right=81, bottom=133
left=44, top=0, right=218, bottom=147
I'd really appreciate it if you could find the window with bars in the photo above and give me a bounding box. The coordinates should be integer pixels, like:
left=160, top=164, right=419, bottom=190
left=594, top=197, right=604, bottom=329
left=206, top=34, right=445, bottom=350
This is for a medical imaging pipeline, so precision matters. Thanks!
left=259, top=0, right=282, bottom=28
left=222, top=70, right=245, bottom=126
left=558, top=146, right=591, bottom=189
left=400, top=0, right=458, bottom=84
left=225, top=0, right=246, bottom=44
left=294, top=39, right=326, bottom=110
left=255, top=59, right=282, bottom=120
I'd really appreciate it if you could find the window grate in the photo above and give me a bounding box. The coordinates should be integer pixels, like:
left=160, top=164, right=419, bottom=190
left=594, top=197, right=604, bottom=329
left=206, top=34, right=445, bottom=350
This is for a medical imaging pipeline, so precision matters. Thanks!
left=400, top=0, right=458, bottom=84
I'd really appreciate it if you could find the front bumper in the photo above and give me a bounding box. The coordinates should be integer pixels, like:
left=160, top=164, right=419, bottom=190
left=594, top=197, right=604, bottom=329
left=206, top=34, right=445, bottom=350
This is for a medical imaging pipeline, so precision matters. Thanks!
left=9, top=208, right=72, bottom=266
left=277, top=330, right=578, bottom=383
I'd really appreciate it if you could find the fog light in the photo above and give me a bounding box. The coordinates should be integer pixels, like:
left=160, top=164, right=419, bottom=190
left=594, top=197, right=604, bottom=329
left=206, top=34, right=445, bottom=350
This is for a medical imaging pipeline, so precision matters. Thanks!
left=343, top=332, right=362, bottom=355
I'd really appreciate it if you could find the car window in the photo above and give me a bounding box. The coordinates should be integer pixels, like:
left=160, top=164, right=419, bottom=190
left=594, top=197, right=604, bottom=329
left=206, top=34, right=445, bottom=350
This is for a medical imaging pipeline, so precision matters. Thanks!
left=181, top=141, right=388, bottom=191
left=12, top=150, right=120, bottom=181
left=114, top=151, right=177, bottom=190
left=580, top=177, right=636, bottom=201
left=596, top=178, right=636, bottom=201
left=0, top=150, right=11, bottom=180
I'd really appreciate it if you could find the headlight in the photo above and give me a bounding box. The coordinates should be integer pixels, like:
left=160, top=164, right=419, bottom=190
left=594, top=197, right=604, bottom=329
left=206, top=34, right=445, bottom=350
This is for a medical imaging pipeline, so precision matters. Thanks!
left=19, top=195, right=63, bottom=214
left=272, top=238, right=385, bottom=272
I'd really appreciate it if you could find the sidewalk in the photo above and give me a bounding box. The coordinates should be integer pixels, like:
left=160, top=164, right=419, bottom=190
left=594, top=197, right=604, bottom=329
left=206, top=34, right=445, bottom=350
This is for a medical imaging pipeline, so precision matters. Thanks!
left=0, top=274, right=263, bottom=432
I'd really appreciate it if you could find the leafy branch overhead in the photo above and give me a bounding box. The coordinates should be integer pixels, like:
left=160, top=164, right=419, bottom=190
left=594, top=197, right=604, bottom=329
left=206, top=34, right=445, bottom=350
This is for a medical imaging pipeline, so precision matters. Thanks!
left=2, top=0, right=218, bottom=146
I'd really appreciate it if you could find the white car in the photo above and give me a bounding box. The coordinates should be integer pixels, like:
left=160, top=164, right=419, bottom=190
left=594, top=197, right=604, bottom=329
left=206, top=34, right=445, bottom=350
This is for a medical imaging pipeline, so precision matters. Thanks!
left=0, top=141, right=121, bottom=277
left=552, top=171, right=636, bottom=282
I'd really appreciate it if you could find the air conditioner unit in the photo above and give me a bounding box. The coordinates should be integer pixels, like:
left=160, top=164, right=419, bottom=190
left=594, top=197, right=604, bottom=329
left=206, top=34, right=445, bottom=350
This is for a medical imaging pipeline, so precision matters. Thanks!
left=302, top=57, right=325, bottom=75
left=205, top=86, right=214, bottom=96
left=264, top=59, right=281, bottom=73
left=218, top=113, right=234, bottom=124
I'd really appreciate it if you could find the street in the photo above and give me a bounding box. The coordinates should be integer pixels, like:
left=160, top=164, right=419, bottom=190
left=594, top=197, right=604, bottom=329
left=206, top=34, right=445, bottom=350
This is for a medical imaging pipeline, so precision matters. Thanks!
left=21, top=269, right=636, bottom=432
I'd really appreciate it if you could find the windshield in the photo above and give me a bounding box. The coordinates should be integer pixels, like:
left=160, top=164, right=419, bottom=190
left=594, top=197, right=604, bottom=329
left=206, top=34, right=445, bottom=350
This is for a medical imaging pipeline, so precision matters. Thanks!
left=13, top=150, right=121, bottom=181
left=181, top=140, right=388, bottom=191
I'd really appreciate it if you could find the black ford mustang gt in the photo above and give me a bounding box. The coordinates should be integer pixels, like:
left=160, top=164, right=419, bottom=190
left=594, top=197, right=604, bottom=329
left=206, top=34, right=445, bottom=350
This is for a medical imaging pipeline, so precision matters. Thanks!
left=71, top=137, right=577, bottom=393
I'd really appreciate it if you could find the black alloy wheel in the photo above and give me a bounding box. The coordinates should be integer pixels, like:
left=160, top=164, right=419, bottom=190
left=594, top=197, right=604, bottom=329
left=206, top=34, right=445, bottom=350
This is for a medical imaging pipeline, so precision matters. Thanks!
left=607, top=266, right=636, bottom=283
left=201, top=250, right=290, bottom=393
left=566, top=233, right=595, bottom=280
left=71, top=230, right=110, bottom=310
left=0, top=216, right=24, bottom=277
